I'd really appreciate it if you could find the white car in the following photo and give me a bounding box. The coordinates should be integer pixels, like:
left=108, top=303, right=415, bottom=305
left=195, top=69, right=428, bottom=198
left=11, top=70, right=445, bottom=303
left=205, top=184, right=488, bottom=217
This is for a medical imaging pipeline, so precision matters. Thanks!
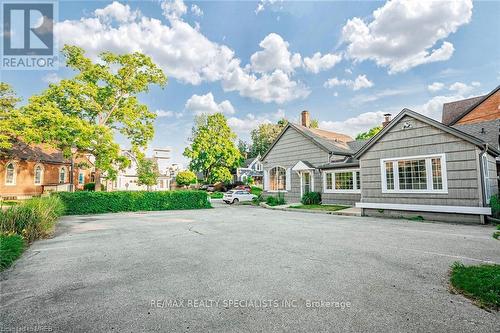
left=223, top=190, right=256, bottom=204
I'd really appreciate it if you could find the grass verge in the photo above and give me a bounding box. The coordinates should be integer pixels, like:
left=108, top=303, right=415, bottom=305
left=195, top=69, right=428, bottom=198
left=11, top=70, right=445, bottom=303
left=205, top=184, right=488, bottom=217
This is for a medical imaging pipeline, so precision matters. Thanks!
left=0, top=234, right=25, bottom=271
left=289, top=204, right=349, bottom=212
left=449, top=262, right=500, bottom=310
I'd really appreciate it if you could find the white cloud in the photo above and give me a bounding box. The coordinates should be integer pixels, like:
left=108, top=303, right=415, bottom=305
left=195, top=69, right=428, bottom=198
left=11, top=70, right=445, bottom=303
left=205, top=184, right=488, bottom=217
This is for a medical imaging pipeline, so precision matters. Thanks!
left=427, top=82, right=444, bottom=93
left=250, top=33, right=302, bottom=73
left=222, top=68, right=310, bottom=104
left=228, top=109, right=286, bottom=137
left=42, top=72, right=62, bottom=84
left=324, top=74, right=373, bottom=91
left=185, top=93, right=235, bottom=115
left=255, top=0, right=281, bottom=14
left=342, top=0, right=473, bottom=73
left=155, top=109, right=182, bottom=118
left=449, top=81, right=480, bottom=95
left=161, top=0, right=187, bottom=21
left=191, top=4, right=203, bottom=17
left=320, top=111, right=386, bottom=137
left=95, top=1, right=138, bottom=22
left=303, top=52, right=342, bottom=73
left=55, top=2, right=308, bottom=105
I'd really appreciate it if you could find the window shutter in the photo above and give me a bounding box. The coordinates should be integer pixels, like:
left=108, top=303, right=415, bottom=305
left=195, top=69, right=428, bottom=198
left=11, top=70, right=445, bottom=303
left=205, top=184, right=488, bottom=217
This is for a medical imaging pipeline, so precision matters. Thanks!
left=263, top=169, right=269, bottom=191
left=286, top=168, right=291, bottom=191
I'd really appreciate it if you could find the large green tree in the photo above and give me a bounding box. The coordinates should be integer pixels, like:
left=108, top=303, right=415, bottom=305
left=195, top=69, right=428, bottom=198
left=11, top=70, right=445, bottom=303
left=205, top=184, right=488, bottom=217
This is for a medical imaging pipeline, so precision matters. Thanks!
left=249, top=118, right=288, bottom=157
left=21, top=45, right=166, bottom=189
left=175, top=170, right=197, bottom=187
left=0, top=83, right=22, bottom=150
left=137, top=158, right=159, bottom=191
left=355, top=125, right=382, bottom=140
left=184, top=113, right=242, bottom=183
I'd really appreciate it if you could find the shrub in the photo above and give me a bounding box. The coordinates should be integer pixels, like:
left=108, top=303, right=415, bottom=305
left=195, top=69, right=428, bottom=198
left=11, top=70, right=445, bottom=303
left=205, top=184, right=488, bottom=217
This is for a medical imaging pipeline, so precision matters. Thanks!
left=83, top=182, right=95, bottom=191
left=55, top=190, right=211, bottom=215
left=491, top=194, right=500, bottom=219
left=176, top=171, right=197, bottom=187
left=265, top=193, right=286, bottom=206
left=0, top=196, right=65, bottom=243
left=210, top=192, right=223, bottom=199
left=0, top=234, right=25, bottom=271
left=301, top=192, right=321, bottom=205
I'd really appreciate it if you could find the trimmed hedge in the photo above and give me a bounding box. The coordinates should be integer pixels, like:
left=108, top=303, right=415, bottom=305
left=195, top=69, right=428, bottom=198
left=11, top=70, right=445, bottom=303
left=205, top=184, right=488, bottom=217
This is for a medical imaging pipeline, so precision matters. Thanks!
left=491, top=194, right=499, bottom=219
left=55, top=190, right=211, bottom=215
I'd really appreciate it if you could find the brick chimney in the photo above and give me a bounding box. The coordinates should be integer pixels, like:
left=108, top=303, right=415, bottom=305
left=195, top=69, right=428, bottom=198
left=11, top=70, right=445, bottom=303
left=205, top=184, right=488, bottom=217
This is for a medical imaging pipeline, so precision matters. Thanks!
left=301, top=110, right=310, bottom=128
left=382, top=113, right=392, bottom=128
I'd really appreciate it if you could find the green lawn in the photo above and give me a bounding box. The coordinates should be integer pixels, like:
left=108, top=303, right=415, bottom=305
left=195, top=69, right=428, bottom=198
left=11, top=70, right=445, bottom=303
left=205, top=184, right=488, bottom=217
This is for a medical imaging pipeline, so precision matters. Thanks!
left=0, top=234, right=25, bottom=271
left=450, top=262, right=500, bottom=310
left=289, top=204, right=349, bottom=212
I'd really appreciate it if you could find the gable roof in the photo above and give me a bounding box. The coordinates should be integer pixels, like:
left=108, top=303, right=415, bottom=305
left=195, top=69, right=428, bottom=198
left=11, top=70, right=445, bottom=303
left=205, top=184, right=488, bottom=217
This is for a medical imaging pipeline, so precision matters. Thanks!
left=1, top=141, right=69, bottom=164
left=261, top=122, right=359, bottom=160
left=442, top=85, right=500, bottom=125
left=354, top=108, right=500, bottom=159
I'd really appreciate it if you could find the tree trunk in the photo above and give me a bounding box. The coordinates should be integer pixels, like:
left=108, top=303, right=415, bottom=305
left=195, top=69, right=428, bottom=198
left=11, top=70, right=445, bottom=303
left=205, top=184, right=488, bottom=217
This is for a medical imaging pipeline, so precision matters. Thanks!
left=94, top=169, right=102, bottom=191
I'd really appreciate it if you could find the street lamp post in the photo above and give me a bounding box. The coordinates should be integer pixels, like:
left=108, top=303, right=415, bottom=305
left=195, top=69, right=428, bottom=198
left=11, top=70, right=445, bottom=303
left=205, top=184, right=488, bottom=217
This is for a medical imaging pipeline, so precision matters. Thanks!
left=70, top=144, right=78, bottom=192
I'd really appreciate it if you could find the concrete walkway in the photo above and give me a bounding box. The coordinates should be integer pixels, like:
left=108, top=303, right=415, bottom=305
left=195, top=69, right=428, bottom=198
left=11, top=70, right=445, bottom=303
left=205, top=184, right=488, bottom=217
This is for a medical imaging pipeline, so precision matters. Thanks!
left=260, top=202, right=362, bottom=216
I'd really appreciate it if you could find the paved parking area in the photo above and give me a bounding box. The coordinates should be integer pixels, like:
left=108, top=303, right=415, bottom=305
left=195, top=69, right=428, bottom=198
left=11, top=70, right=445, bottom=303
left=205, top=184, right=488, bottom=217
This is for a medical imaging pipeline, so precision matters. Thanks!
left=1, top=204, right=499, bottom=332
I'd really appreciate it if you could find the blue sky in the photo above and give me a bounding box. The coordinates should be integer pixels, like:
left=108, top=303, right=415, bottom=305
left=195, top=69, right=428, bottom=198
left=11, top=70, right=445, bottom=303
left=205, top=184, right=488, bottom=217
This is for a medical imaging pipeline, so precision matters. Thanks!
left=2, top=0, right=499, bottom=165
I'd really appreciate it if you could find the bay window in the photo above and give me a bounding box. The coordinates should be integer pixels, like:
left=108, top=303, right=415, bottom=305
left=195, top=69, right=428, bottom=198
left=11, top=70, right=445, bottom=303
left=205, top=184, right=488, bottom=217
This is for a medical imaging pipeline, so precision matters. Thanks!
left=323, top=169, right=360, bottom=193
left=381, top=154, right=447, bottom=193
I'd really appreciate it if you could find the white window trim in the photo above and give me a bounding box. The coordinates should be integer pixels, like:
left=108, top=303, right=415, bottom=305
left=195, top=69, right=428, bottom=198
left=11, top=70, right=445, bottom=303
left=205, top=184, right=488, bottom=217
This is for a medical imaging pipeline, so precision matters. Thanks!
left=34, top=163, right=44, bottom=185
left=5, top=161, right=17, bottom=186
left=380, top=153, right=448, bottom=194
left=323, top=168, right=361, bottom=194
left=267, top=165, right=288, bottom=193
left=482, top=154, right=491, bottom=204
left=59, top=166, right=67, bottom=184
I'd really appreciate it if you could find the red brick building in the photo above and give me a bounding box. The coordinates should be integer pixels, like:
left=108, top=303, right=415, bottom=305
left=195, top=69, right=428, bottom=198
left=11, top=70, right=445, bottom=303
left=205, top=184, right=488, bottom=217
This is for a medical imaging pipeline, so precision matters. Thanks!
left=0, top=142, right=94, bottom=199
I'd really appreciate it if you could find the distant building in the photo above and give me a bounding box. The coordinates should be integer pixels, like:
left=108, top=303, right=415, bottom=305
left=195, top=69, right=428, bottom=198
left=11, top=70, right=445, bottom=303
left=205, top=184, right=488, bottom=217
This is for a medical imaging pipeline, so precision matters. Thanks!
left=111, top=147, right=173, bottom=191
left=235, top=154, right=263, bottom=185
left=0, top=141, right=94, bottom=199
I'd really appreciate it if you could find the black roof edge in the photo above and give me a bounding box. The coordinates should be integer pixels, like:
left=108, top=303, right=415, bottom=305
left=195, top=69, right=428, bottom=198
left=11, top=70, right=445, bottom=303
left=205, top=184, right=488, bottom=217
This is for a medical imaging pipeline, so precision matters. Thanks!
left=354, top=108, right=500, bottom=159
left=448, top=85, right=500, bottom=125
left=317, top=162, right=360, bottom=170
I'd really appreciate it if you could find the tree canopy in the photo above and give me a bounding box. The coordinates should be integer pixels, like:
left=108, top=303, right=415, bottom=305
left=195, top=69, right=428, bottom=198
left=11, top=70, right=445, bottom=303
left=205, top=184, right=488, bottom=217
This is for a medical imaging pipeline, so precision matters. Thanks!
left=137, top=158, right=159, bottom=189
left=184, top=113, right=242, bottom=183
left=19, top=45, right=166, bottom=186
left=355, top=125, right=382, bottom=140
left=249, top=118, right=288, bottom=157
left=175, top=170, right=197, bottom=187
left=0, top=83, right=23, bottom=150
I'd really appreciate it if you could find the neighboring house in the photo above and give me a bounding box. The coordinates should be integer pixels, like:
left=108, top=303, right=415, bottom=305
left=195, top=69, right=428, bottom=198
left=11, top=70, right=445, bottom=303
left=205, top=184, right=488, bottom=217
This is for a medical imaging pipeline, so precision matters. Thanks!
left=442, top=85, right=499, bottom=186
left=261, top=110, right=366, bottom=205
left=111, top=148, right=172, bottom=191
left=262, top=104, right=499, bottom=223
left=0, top=141, right=94, bottom=199
left=235, top=154, right=263, bottom=185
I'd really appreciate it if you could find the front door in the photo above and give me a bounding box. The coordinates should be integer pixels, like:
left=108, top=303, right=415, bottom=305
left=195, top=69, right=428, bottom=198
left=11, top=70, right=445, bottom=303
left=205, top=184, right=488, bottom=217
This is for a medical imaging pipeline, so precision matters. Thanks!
left=302, top=172, right=311, bottom=196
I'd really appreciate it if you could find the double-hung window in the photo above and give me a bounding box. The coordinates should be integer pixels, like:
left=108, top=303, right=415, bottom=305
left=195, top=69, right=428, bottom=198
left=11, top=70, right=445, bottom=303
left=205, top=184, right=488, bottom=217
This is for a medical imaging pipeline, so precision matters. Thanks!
left=323, top=169, right=361, bottom=193
left=381, top=154, right=447, bottom=193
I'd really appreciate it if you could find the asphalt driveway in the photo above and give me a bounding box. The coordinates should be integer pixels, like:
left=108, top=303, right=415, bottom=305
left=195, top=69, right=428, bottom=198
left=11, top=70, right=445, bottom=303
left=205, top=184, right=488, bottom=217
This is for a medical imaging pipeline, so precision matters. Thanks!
left=1, top=204, right=499, bottom=332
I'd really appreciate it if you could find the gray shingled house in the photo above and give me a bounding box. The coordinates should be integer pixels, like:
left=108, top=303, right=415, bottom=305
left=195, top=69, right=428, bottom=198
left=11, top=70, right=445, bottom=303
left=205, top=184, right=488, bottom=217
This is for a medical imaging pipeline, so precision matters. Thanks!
left=261, top=111, right=366, bottom=205
left=354, top=109, right=498, bottom=224
left=262, top=104, right=499, bottom=223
